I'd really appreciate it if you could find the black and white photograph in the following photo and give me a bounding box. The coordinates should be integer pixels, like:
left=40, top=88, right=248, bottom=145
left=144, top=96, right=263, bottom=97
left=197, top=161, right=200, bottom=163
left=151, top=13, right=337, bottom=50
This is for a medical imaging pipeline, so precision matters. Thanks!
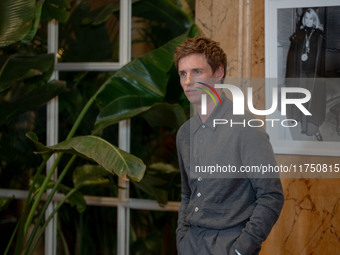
left=265, top=0, right=340, bottom=156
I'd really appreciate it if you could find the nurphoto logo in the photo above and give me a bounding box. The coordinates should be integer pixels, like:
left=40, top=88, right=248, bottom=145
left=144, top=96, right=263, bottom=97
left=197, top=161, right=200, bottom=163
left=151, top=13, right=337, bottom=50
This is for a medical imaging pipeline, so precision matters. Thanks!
left=199, top=83, right=312, bottom=128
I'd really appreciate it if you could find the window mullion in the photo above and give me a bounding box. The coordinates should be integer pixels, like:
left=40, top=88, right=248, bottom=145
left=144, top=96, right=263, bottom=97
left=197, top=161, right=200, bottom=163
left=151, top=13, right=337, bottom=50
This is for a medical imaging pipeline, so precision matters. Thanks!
left=46, top=19, right=59, bottom=255
left=117, top=0, right=132, bottom=255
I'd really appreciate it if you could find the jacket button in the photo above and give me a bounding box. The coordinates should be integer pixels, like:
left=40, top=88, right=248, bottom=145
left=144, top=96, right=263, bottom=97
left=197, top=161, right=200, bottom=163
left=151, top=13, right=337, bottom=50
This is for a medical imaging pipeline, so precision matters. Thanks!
left=198, top=177, right=202, bottom=181
left=197, top=192, right=201, bottom=197
left=194, top=207, right=199, bottom=212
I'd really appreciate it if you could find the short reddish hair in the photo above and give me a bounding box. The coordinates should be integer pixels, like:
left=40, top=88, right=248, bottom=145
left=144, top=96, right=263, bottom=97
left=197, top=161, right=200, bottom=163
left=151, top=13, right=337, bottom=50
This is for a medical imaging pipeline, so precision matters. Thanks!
left=174, top=36, right=227, bottom=78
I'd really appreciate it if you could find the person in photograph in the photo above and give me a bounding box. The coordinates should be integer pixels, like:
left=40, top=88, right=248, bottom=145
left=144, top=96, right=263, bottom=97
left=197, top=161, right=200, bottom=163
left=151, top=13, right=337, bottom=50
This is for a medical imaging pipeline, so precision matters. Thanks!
left=174, top=36, right=284, bottom=255
left=285, top=8, right=326, bottom=141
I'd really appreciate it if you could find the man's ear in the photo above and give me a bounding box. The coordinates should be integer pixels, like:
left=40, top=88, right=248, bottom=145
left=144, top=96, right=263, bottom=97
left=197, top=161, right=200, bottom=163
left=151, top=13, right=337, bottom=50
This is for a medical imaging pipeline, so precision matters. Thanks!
left=214, top=66, right=224, bottom=79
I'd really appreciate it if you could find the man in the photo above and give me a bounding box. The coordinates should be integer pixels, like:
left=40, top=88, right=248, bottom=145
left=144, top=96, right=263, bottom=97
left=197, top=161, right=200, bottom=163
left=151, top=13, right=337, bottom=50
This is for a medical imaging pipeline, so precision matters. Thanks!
left=174, top=36, right=284, bottom=255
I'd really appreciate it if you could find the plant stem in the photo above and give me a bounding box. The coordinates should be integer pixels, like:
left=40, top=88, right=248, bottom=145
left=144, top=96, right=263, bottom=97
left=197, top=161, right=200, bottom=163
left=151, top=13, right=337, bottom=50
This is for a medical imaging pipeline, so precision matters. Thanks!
left=66, top=92, right=97, bottom=140
left=26, top=181, right=80, bottom=255
left=23, top=153, right=62, bottom=234
left=27, top=157, right=50, bottom=204
left=24, top=155, right=76, bottom=254
left=4, top=157, right=49, bottom=255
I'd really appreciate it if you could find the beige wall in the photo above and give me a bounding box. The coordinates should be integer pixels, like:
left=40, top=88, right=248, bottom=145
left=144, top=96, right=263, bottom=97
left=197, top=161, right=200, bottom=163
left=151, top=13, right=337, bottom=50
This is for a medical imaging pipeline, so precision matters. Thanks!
left=196, top=0, right=340, bottom=254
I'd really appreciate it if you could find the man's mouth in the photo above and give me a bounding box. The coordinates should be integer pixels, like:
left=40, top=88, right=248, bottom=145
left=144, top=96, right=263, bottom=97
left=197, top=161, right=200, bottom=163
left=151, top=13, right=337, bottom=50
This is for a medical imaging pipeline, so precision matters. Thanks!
left=185, top=89, right=200, bottom=95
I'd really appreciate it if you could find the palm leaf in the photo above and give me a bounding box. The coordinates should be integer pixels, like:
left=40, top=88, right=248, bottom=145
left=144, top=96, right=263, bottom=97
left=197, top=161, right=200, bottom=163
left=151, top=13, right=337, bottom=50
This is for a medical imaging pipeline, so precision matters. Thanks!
left=41, top=0, right=71, bottom=22
left=0, top=53, right=55, bottom=92
left=73, top=164, right=112, bottom=189
left=26, top=132, right=146, bottom=181
left=0, top=0, right=36, bottom=46
left=132, top=0, right=192, bottom=34
left=93, top=25, right=199, bottom=132
left=0, top=79, right=66, bottom=126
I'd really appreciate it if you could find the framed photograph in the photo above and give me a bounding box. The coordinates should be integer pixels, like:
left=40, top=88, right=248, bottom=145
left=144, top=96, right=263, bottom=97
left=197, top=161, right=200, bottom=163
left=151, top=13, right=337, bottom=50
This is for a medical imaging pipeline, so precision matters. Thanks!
left=265, top=0, right=340, bottom=156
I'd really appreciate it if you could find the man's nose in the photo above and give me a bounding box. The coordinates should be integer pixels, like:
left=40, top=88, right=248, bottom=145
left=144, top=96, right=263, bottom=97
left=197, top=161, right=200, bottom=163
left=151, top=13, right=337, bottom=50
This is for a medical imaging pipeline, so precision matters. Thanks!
left=184, top=73, right=192, bottom=87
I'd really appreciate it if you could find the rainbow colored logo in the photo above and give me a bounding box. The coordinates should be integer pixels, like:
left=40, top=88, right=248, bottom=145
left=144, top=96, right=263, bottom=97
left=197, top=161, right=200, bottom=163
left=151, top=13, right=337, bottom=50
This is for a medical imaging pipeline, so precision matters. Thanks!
left=197, top=82, right=222, bottom=106
left=197, top=82, right=222, bottom=115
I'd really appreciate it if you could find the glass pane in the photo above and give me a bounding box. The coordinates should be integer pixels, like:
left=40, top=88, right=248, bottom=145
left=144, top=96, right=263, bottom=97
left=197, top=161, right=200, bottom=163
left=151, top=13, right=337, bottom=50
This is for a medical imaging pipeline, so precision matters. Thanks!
left=59, top=205, right=118, bottom=254
left=58, top=0, right=120, bottom=63
left=130, top=209, right=178, bottom=255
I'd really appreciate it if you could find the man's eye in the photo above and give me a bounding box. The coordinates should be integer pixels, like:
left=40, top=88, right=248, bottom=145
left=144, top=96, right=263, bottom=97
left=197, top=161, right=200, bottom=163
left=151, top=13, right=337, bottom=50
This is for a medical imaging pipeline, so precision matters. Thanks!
left=180, top=72, right=187, bottom=78
left=194, top=70, right=202, bottom=75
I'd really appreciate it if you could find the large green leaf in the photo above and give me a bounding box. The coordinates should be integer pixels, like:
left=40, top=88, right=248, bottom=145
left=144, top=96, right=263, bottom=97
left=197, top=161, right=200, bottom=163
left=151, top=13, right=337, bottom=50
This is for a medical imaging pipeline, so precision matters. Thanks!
left=149, top=162, right=180, bottom=174
left=93, top=95, right=154, bottom=134
left=94, top=27, right=198, bottom=107
left=82, top=1, right=121, bottom=25
left=0, top=0, right=69, bottom=46
left=73, top=164, right=112, bottom=188
left=21, top=0, right=45, bottom=43
left=27, top=133, right=146, bottom=181
left=0, top=79, right=66, bottom=126
left=140, top=103, right=187, bottom=128
left=0, top=0, right=35, bottom=46
left=93, top=97, right=187, bottom=133
left=0, top=54, right=55, bottom=92
left=0, top=52, right=60, bottom=126
left=41, top=0, right=71, bottom=22
left=132, top=0, right=192, bottom=34
left=93, top=25, right=199, bottom=132
left=26, top=132, right=52, bottom=160
left=57, top=185, right=86, bottom=213
left=132, top=174, right=169, bottom=205
left=131, top=162, right=181, bottom=204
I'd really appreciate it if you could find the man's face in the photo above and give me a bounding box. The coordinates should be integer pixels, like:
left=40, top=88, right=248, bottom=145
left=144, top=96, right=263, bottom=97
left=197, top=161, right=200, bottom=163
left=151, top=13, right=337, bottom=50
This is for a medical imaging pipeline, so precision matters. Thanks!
left=178, top=53, right=222, bottom=105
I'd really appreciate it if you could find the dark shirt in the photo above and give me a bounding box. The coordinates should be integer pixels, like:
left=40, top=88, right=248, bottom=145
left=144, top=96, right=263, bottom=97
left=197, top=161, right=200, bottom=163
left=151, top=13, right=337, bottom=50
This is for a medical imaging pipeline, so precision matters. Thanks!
left=176, top=93, right=284, bottom=254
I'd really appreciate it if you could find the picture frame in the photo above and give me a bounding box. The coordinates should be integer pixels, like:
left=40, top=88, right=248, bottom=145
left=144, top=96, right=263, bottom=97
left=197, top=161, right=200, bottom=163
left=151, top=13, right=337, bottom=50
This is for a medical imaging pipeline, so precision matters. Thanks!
left=265, top=0, right=340, bottom=156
